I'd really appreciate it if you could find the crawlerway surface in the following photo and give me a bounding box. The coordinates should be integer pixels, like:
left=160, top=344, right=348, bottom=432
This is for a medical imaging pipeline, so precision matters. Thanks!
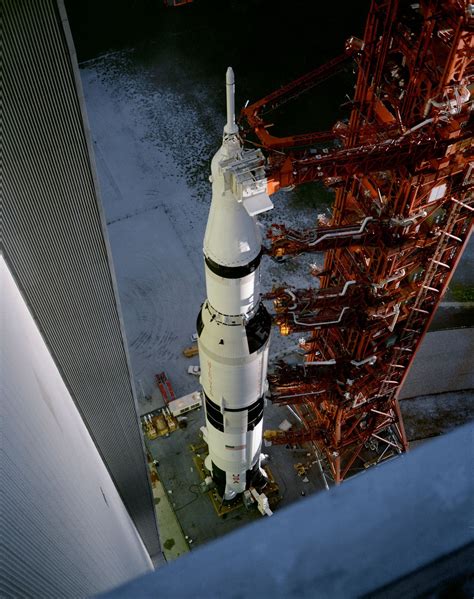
left=81, top=43, right=473, bottom=547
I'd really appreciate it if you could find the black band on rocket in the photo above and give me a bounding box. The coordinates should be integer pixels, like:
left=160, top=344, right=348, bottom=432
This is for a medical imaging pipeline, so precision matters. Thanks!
left=245, top=303, right=272, bottom=354
left=205, top=394, right=224, bottom=432
left=247, top=396, right=264, bottom=430
left=205, top=393, right=264, bottom=432
left=205, top=250, right=263, bottom=279
left=196, top=309, right=204, bottom=337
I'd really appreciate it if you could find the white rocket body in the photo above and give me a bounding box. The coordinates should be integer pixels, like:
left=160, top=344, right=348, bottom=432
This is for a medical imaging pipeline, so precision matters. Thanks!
left=198, top=68, right=273, bottom=501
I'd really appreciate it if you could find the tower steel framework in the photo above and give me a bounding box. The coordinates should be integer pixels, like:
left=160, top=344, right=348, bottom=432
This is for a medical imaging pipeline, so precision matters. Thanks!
left=240, top=0, right=473, bottom=483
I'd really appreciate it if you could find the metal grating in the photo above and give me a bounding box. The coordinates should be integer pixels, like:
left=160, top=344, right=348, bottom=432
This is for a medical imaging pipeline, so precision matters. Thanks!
left=2, top=0, right=161, bottom=559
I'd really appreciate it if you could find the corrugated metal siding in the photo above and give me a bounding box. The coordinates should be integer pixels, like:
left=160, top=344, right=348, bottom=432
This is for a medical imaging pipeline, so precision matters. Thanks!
left=2, top=258, right=153, bottom=598
left=2, top=0, right=161, bottom=558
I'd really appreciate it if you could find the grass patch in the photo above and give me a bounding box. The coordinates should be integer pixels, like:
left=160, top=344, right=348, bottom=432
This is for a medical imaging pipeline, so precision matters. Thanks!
left=289, top=181, right=335, bottom=211
left=163, top=538, right=175, bottom=550
left=449, top=284, right=474, bottom=302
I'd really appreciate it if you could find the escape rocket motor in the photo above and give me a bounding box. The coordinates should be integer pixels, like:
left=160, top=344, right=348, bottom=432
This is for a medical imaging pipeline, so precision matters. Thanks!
left=197, top=68, right=274, bottom=501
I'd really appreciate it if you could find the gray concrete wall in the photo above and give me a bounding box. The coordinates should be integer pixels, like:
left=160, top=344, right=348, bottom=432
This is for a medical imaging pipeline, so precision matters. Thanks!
left=1, top=259, right=153, bottom=597
left=399, top=328, right=474, bottom=399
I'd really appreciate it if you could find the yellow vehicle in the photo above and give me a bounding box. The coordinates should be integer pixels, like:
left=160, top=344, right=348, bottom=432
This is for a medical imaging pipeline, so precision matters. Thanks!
left=183, top=344, right=199, bottom=358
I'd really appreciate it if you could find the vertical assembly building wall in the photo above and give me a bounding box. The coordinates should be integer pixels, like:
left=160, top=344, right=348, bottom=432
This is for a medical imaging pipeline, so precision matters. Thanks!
left=2, top=0, right=161, bottom=565
left=1, top=259, right=154, bottom=597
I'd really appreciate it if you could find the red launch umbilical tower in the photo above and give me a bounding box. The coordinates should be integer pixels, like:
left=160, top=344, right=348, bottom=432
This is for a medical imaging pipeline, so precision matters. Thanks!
left=240, top=0, right=473, bottom=484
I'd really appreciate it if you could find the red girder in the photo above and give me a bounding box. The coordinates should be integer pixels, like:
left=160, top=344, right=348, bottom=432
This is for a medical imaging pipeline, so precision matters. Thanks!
left=264, top=281, right=364, bottom=311
left=265, top=218, right=381, bottom=257
left=264, top=216, right=443, bottom=259
left=243, top=51, right=356, bottom=117
left=244, top=0, right=473, bottom=484
left=265, top=125, right=472, bottom=193
left=264, top=406, right=398, bottom=454
left=239, top=39, right=365, bottom=152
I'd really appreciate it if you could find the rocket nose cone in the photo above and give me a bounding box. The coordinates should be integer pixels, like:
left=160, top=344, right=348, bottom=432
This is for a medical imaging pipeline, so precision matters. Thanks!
left=226, top=67, right=235, bottom=85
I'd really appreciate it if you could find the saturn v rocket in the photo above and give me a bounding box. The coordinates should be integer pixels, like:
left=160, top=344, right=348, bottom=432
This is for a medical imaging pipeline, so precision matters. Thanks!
left=197, top=68, right=273, bottom=501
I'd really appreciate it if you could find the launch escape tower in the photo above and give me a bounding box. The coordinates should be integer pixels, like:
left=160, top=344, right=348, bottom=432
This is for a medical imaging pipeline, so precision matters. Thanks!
left=240, top=0, right=473, bottom=484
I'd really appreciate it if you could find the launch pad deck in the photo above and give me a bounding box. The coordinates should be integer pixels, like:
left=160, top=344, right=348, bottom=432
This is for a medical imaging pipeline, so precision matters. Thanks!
left=143, top=382, right=472, bottom=552
left=191, top=443, right=281, bottom=518
left=146, top=403, right=326, bottom=548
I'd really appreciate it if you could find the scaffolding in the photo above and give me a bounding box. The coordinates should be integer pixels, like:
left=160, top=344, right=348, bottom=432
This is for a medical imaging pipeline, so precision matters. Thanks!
left=241, top=0, right=473, bottom=483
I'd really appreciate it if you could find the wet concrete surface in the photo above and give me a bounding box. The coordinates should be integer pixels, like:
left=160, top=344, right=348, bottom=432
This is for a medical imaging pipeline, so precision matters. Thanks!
left=430, top=303, right=474, bottom=331
left=400, top=328, right=474, bottom=398
left=401, top=390, right=474, bottom=442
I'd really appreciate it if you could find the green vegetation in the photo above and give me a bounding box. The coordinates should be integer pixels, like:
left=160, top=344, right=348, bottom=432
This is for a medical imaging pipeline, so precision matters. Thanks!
left=163, top=538, right=176, bottom=550
left=289, top=181, right=335, bottom=211
left=449, top=284, right=474, bottom=302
